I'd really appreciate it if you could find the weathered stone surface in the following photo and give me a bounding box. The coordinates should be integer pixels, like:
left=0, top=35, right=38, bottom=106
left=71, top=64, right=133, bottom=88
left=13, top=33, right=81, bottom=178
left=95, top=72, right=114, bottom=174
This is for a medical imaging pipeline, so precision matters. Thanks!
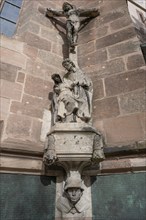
left=99, top=1, right=127, bottom=15
left=78, top=28, right=96, bottom=44
left=6, top=114, right=32, bottom=139
left=52, top=43, right=63, bottom=57
left=0, top=97, right=10, bottom=120
left=49, top=123, right=103, bottom=161
left=78, top=48, right=107, bottom=68
left=85, top=58, right=125, bottom=78
left=108, top=38, right=140, bottom=59
left=10, top=94, right=49, bottom=119
left=23, top=44, right=38, bottom=59
left=0, top=35, right=24, bottom=53
left=16, top=72, right=25, bottom=83
left=78, top=41, right=95, bottom=57
left=93, top=97, right=120, bottom=120
left=1, top=79, right=22, bottom=101
left=24, top=75, right=52, bottom=98
left=139, top=113, right=146, bottom=136
left=119, top=89, right=146, bottom=115
left=96, top=27, right=136, bottom=50
left=105, top=68, right=146, bottom=96
left=126, top=54, right=145, bottom=70
left=31, top=119, right=42, bottom=142
left=0, top=62, right=19, bottom=82
left=96, top=25, right=109, bottom=39
left=104, top=113, right=145, bottom=144
left=22, top=32, right=51, bottom=51
left=41, top=28, right=61, bottom=43
left=40, top=109, right=51, bottom=142
left=38, top=50, right=63, bottom=69
left=0, top=47, right=26, bottom=69
left=92, top=78, right=104, bottom=100
left=110, top=15, right=132, bottom=31
left=19, top=21, right=40, bottom=35
left=101, top=159, right=131, bottom=172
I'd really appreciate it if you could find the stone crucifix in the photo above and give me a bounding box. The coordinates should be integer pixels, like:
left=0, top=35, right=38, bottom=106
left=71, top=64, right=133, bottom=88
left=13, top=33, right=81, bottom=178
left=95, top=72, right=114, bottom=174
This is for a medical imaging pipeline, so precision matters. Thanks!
left=39, top=2, right=99, bottom=50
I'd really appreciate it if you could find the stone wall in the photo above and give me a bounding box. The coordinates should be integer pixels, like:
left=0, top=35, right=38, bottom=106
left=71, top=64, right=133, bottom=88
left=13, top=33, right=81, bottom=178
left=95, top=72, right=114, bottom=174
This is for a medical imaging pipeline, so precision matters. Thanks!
left=0, top=0, right=145, bottom=161
left=77, top=0, right=145, bottom=146
left=0, top=0, right=66, bottom=147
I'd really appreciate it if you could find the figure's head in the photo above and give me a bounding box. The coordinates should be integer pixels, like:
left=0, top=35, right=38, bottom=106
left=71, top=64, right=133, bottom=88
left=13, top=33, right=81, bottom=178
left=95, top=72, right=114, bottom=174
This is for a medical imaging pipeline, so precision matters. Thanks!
left=51, top=74, right=62, bottom=83
left=64, top=176, right=84, bottom=204
left=62, top=58, right=75, bottom=71
left=62, top=2, right=74, bottom=12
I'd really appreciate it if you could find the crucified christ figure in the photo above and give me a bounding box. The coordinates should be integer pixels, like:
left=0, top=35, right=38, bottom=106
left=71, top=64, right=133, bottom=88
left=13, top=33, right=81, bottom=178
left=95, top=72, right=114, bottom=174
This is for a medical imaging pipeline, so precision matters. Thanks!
left=39, top=2, right=99, bottom=49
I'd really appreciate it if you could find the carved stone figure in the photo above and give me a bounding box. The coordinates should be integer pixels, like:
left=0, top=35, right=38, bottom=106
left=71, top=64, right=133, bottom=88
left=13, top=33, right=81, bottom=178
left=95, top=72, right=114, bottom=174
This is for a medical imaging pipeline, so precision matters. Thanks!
left=51, top=59, right=93, bottom=123
left=51, top=73, right=79, bottom=123
left=57, top=176, right=90, bottom=217
left=62, top=58, right=93, bottom=123
left=39, top=2, right=99, bottom=49
left=43, top=134, right=57, bottom=165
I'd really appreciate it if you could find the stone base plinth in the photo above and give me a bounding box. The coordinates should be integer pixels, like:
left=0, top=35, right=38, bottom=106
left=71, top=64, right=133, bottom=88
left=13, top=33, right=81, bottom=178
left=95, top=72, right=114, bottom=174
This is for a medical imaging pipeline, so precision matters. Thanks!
left=50, top=123, right=98, bottom=161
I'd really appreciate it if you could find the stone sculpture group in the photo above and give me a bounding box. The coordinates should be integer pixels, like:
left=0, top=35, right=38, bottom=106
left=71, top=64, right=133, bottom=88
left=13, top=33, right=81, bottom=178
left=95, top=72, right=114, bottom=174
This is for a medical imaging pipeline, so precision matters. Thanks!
left=40, top=2, right=105, bottom=218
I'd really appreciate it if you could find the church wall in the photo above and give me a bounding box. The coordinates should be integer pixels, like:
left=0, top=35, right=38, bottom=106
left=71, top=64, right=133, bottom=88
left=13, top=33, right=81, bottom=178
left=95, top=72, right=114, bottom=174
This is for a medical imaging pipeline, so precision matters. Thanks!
left=78, top=0, right=145, bottom=147
left=0, top=0, right=146, bottom=219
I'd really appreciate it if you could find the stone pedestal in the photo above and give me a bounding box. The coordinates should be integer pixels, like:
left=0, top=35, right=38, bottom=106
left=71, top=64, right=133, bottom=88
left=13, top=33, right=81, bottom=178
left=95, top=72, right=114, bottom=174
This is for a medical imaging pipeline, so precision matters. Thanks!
left=43, top=123, right=105, bottom=219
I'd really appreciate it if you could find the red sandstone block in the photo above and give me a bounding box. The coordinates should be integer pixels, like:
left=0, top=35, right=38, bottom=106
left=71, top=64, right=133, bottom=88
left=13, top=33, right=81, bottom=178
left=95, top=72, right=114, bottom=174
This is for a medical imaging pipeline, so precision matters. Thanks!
left=1, top=79, right=22, bottom=101
left=6, top=114, right=32, bottom=139
left=10, top=94, right=49, bottom=119
left=0, top=47, right=26, bottom=69
left=78, top=28, right=96, bottom=44
left=78, top=48, right=107, bottom=68
left=0, top=62, right=19, bottom=82
left=77, top=41, right=95, bottom=57
left=96, top=27, right=136, bottom=50
left=31, top=119, right=42, bottom=142
left=23, top=44, right=38, bottom=60
left=99, top=0, right=126, bottom=15
left=24, top=75, right=52, bottom=99
left=16, top=72, right=25, bottom=83
left=96, top=25, right=109, bottom=39
left=84, top=58, right=125, bottom=78
left=18, top=21, right=40, bottom=35
left=119, top=89, right=146, bottom=115
left=41, top=28, right=61, bottom=43
left=26, top=59, right=62, bottom=81
left=108, top=38, right=140, bottom=59
left=93, top=97, right=120, bottom=120
left=105, top=68, right=146, bottom=96
left=138, top=112, right=146, bottom=136
left=0, top=97, right=10, bottom=120
left=22, top=32, right=51, bottom=51
left=1, top=35, right=23, bottom=53
left=38, top=50, right=63, bottom=69
left=103, top=113, right=145, bottom=144
left=126, top=54, right=145, bottom=70
left=52, top=43, right=64, bottom=57
left=92, top=78, right=104, bottom=100
left=110, top=16, right=132, bottom=31
left=101, top=159, right=131, bottom=172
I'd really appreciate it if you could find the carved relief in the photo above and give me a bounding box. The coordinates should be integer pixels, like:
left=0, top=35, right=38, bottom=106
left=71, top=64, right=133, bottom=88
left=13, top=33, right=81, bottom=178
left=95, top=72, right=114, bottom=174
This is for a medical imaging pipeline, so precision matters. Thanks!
left=57, top=175, right=90, bottom=217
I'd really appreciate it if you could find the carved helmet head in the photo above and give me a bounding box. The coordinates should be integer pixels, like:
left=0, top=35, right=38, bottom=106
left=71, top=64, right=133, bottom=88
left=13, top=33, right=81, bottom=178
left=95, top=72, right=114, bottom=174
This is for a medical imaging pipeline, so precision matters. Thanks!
left=64, top=176, right=84, bottom=191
